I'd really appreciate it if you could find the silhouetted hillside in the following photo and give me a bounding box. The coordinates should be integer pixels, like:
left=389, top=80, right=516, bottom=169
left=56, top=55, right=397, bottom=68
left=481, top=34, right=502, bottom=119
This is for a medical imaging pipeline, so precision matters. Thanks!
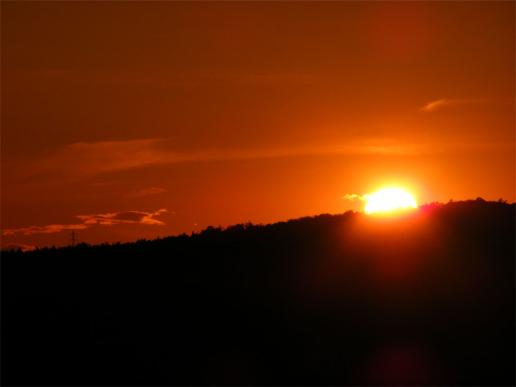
left=2, top=200, right=514, bottom=386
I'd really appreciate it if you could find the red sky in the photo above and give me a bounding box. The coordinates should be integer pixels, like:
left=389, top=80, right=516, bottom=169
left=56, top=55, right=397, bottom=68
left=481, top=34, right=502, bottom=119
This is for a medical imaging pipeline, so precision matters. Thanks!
left=1, top=1, right=514, bottom=249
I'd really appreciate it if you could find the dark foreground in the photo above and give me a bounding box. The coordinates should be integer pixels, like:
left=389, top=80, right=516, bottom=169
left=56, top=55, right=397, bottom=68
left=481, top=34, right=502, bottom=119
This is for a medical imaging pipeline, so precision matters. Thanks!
left=2, top=200, right=515, bottom=386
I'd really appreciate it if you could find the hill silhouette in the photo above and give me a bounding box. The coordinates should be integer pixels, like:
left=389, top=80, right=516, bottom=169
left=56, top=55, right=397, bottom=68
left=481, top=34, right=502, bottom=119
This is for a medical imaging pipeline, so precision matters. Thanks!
left=1, top=200, right=514, bottom=386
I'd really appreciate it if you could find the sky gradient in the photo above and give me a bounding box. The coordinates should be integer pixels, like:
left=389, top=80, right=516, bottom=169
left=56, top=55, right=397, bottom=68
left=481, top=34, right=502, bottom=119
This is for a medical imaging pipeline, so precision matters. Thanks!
left=1, top=1, right=514, bottom=249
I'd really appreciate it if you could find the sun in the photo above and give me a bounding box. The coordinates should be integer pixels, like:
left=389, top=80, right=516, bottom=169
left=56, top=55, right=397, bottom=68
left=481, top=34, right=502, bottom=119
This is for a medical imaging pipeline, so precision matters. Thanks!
left=364, top=187, right=418, bottom=214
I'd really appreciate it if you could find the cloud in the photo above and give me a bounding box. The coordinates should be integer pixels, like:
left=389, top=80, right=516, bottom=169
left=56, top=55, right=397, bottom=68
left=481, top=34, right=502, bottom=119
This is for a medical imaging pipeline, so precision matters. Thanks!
left=420, top=98, right=486, bottom=113
left=131, top=187, right=167, bottom=197
left=342, top=193, right=367, bottom=202
left=17, top=136, right=509, bottom=185
left=342, top=193, right=366, bottom=201
left=2, top=209, right=168, bottom=237
left=77, top=209, right=168, bottom=226
left=31, top=138, right=173, bottom=177
left=23, top=137, right=422, bottom=180
left=2, top=223, right=88, bottom=236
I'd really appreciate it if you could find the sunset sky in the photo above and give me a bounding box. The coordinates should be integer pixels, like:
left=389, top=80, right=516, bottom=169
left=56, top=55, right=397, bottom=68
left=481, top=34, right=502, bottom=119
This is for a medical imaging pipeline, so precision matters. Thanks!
left=2, top=1, right=514, bottom=249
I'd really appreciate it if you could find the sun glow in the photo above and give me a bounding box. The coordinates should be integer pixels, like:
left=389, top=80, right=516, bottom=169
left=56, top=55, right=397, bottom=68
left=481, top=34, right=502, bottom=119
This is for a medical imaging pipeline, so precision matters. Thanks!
left=364, top=187, right=418, bottom=214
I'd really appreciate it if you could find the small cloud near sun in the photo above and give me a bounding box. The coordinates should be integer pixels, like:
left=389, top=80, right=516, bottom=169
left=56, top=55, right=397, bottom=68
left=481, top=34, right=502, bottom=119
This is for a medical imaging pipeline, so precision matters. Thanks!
left=420, top=99, right=448, bottom=112
left=420, top=98, right=486, bottom=113
left=342, top=193, right=367, bottom=202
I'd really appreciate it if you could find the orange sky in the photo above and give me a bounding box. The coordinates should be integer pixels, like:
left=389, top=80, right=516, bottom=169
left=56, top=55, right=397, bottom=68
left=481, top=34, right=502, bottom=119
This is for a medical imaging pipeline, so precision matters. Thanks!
left=1, top=1, right=514, bottom=248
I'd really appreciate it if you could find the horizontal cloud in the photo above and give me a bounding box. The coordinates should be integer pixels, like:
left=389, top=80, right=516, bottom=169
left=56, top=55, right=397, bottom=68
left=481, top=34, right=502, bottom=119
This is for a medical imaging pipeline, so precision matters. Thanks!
left=77, top=209, right=167, bottom=226
left=3, top=209, right=167, bottom=237
left=31, top=138, right=172, bottom=177
left=12, top=137, right=512, bottom=190
left=2, top=223, right=88, bottom=236
left=130, top=187, right=167, bottom=198
left=23, top=137, right=423, bottom=180
left=21, top=135, right=510, bottom=183
left=342, top=193, right=367, bottom=202
left=420, top=98, right=486, bottom=113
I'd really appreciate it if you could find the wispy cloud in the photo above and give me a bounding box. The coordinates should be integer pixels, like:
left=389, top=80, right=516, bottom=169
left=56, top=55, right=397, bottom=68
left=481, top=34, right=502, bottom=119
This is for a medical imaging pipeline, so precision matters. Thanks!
left=31, top=138, right=172, bottom=177
left=16, top=137, right=511, bottom=185
left=130, top=187, right=167, bottom=198
left=2, top=223, right=88, bottom=236
left=420, top=98, right=486, bottom=113
left=77, top=209, right=168, bottom=226
left=24, top=138, right=422, bottom=180
left=2, top=209, right=168, bottom=237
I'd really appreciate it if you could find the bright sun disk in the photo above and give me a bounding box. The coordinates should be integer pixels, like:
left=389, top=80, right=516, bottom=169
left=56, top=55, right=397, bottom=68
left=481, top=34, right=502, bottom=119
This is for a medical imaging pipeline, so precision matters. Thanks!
left=364, top=187, right=418, bottom=214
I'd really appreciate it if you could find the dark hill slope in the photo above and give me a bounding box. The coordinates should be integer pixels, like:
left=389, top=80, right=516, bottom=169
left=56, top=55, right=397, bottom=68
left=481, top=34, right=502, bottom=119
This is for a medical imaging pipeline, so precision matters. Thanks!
left=2, top=200, right=514, bottom=385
